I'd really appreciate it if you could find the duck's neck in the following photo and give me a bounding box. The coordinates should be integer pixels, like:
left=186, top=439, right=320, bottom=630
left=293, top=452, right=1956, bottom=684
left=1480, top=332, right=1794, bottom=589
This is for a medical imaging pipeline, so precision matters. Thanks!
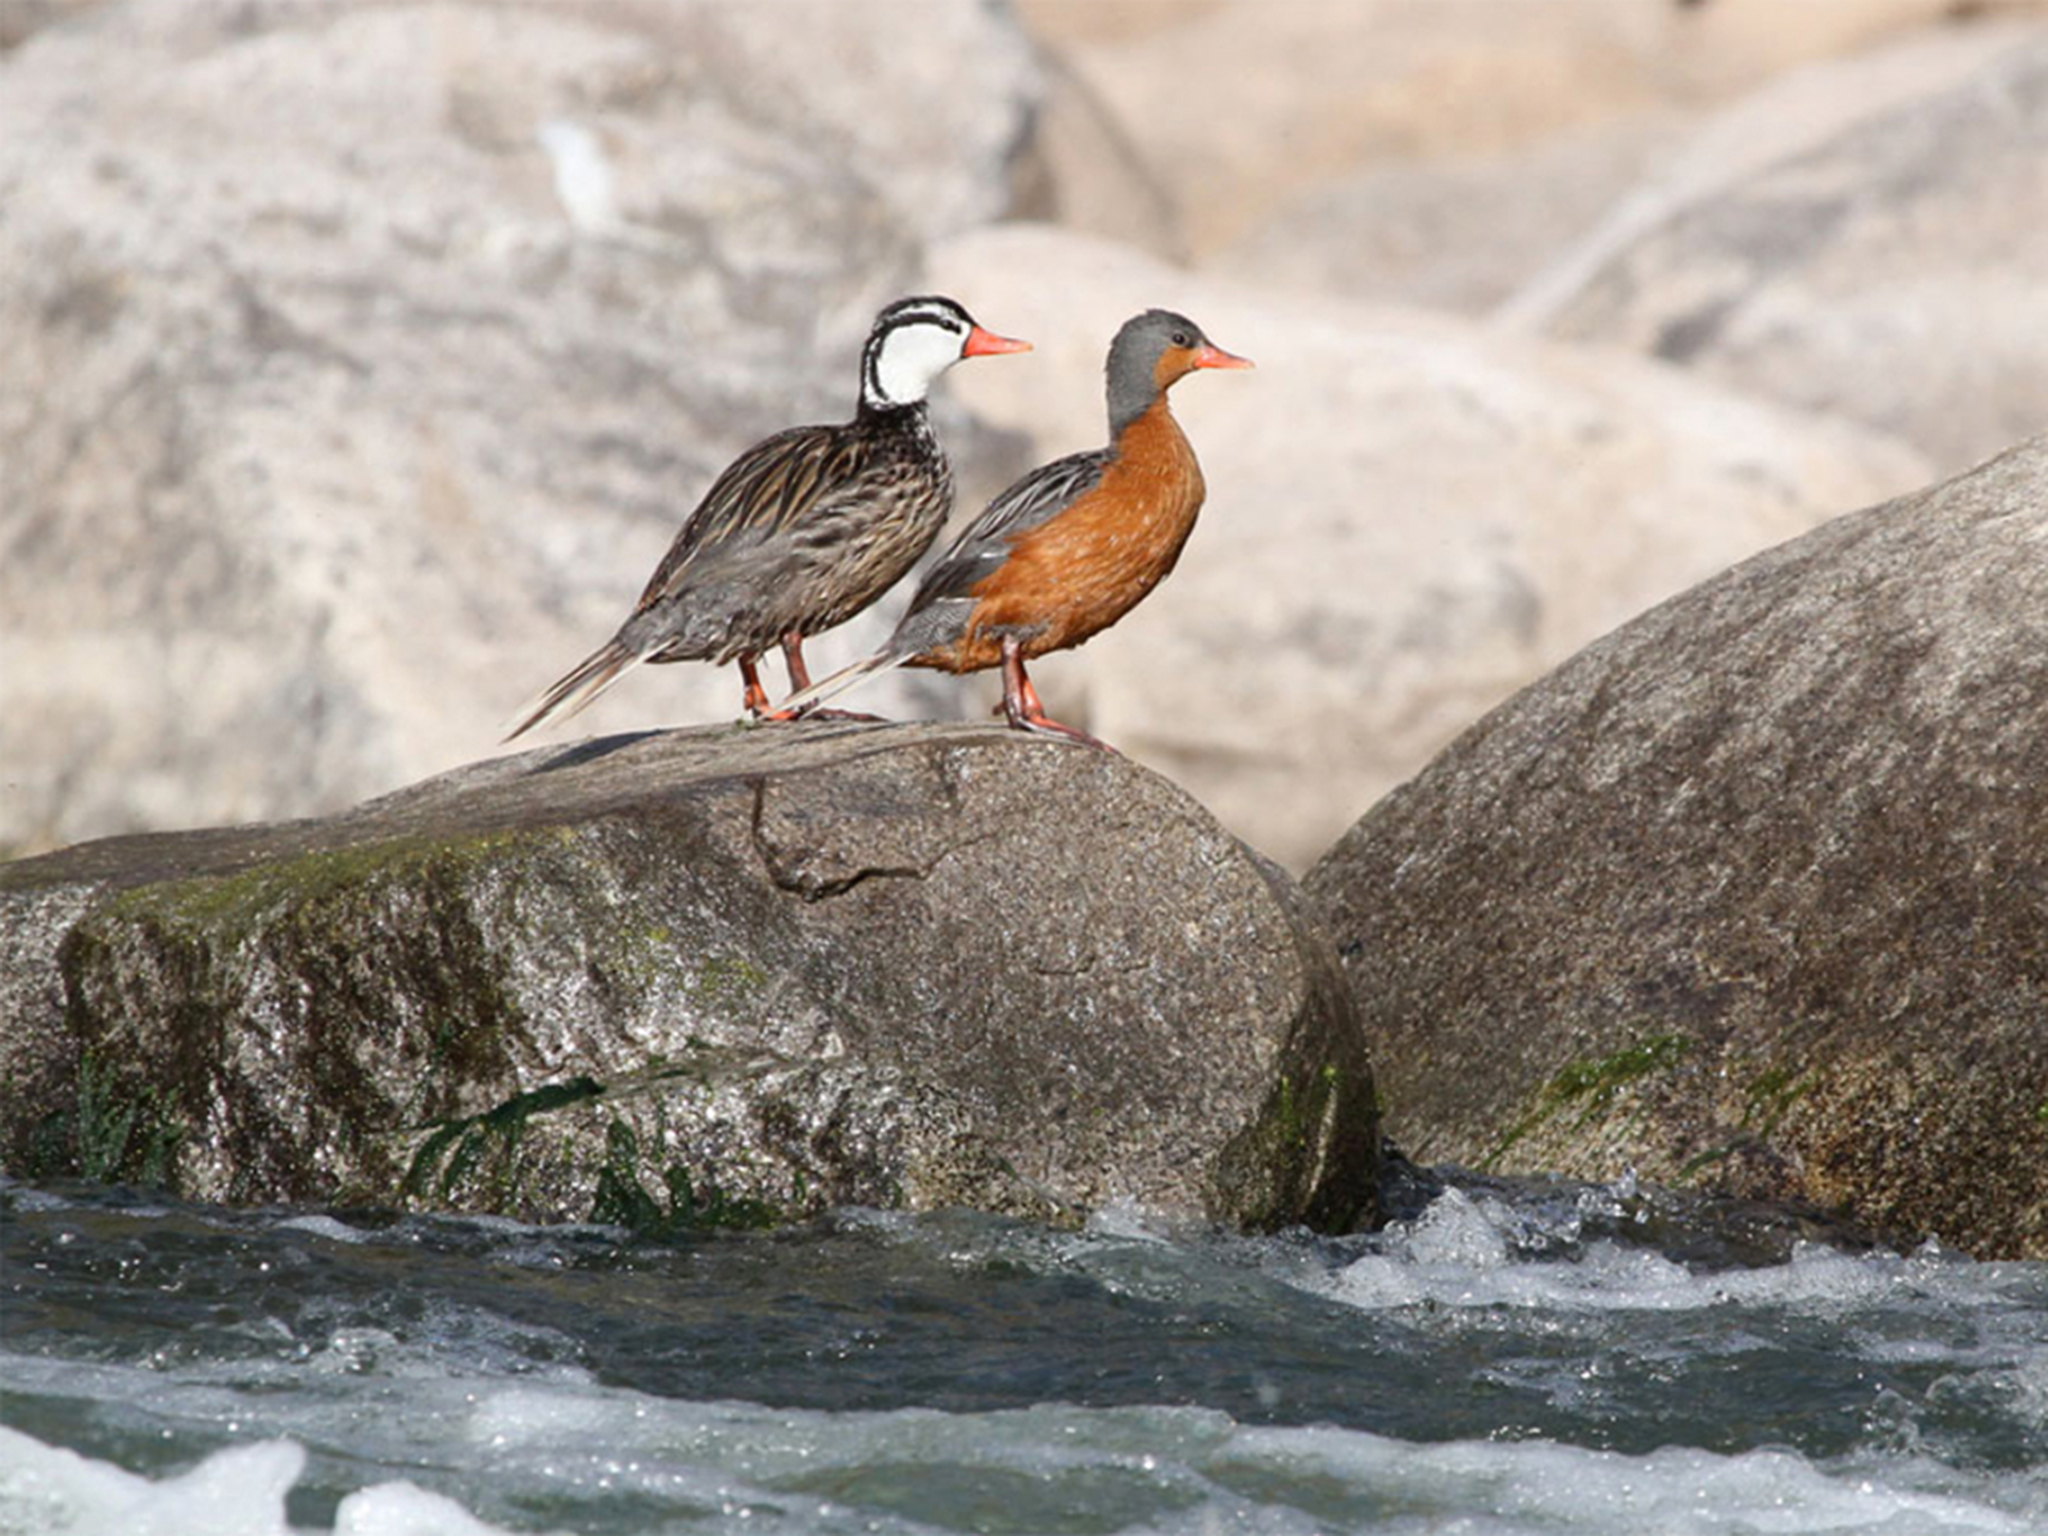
left=1110, top=395, right=1205, bottom=523
left=856, top=397, right=933, bottom=436
left=1108, top=381, right=1166, bottom=442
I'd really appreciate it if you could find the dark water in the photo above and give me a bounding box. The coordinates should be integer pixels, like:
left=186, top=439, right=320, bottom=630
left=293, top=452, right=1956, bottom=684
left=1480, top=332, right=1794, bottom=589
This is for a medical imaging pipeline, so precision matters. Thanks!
left=4, top=1175, right=2047, bottom=1533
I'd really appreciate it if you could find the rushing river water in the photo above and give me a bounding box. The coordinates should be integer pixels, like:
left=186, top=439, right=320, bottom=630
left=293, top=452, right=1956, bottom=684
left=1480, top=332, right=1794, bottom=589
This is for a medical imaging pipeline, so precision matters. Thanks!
left=3, top=1173, right=2046, bottom=1535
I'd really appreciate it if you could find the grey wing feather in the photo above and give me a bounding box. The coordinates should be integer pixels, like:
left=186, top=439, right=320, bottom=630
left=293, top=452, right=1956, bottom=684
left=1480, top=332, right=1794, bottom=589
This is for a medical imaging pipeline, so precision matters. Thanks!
left=905, top=448, right=1110, bottom=614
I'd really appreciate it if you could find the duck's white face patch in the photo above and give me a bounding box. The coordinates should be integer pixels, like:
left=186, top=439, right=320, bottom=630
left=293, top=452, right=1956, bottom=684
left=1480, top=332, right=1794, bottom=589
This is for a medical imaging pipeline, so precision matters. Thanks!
left=867, top=317, right=968, bottom=407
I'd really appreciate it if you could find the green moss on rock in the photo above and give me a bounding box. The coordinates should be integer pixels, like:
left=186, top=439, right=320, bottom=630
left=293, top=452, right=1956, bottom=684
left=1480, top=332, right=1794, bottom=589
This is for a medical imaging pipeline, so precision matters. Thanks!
left=4, top=722, right=1381, bottom=1232
left=590, top=1118, right=785, bottom=1236
left=404, top=1077, right=605, bottom=1204
left=1486, top=1033, right=1693, bottom=1170
left=20, top=1049, right=186, bottom=1186
left=1214, top=1057, right=1377, bottom=1232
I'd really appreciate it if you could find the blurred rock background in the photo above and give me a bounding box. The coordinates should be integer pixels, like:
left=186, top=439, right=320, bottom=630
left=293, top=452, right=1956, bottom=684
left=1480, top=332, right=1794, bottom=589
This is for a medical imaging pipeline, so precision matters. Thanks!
left=3, top=0, right=2043, bottom=870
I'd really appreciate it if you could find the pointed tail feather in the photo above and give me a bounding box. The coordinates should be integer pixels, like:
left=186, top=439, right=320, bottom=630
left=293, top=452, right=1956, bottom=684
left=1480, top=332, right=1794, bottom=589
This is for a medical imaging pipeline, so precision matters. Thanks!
left=774, top=651, right=905, bottom=718
left=503, top=639, right=650, bottom=742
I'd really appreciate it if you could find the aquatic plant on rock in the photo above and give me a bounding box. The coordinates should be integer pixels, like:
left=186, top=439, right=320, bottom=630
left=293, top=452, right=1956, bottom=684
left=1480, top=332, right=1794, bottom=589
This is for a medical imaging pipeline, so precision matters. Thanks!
left=1306, top=437, right=2048, bottom=1260
left=0, top=723, right=1379, bottom=1233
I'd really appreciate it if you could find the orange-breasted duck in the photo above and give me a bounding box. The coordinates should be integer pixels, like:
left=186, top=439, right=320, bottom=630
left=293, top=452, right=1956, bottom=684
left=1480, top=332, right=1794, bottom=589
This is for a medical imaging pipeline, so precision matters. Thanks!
left=775, top=308, right=1251, bottom=745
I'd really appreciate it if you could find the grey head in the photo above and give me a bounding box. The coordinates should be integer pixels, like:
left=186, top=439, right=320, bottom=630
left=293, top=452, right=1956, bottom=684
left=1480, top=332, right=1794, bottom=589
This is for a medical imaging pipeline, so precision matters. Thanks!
left=1103, top=308, right=1252, bottom=439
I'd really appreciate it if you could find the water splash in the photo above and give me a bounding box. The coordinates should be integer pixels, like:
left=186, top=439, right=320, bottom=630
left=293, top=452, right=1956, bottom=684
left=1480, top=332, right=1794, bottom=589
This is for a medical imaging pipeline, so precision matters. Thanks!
left=5, top=1178, right=2045, bottom=1534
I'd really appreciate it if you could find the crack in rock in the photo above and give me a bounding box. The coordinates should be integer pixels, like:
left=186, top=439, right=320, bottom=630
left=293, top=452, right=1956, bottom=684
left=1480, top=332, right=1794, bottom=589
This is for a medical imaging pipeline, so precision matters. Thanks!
left=747, top=777, right=939, bottom=901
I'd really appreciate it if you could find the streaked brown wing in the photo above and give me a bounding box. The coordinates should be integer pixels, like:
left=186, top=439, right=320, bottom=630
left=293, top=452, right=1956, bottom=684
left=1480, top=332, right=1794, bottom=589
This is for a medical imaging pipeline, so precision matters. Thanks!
left=633, top=424, right=871, bottom=612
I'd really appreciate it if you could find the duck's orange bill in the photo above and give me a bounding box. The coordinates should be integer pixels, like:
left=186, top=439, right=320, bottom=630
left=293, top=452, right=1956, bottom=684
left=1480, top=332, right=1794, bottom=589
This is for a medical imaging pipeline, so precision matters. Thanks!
left=964, top=326, right=1033, bottom=357
left=1191, top=342, right=1254, bottom=371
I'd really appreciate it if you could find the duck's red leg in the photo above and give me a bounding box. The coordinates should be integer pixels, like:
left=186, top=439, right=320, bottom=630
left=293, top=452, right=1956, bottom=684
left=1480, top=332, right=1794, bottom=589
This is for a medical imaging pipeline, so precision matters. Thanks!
left=768, top=629, right=885, bottom=723
left=780, top=633, right=813, bottom=693
left=1000, top=636, right=1107, bottom=749
left=738, top=654, right=772, bottom=717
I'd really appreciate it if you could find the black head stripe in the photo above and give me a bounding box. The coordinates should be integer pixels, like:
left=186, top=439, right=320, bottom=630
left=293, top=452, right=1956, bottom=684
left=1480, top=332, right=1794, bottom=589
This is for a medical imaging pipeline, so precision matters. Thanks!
left=871, top=295, right=972, bottom=340
left=860, top=295, right=978, bottom=410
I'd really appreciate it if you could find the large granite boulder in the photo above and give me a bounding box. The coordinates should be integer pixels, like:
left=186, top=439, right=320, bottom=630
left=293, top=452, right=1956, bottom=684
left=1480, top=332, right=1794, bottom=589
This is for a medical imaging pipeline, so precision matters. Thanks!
left=0, top=0, right=102, bottom=50
left=923, top=223, right=1931, bottom=870
left=1514, top=22, right=2048, bottom=474
left=1017, top=0, right=1660, bottom=260
left=1210, top=111, right=1690, bottom=316
left=1305, top=440, right=2048, bottom=1260
left=0, top=0, right=1038, bottom=857
left=1010, top=0, right=2023, bottom=265
left=0, top=724, right=1378, bottom=1233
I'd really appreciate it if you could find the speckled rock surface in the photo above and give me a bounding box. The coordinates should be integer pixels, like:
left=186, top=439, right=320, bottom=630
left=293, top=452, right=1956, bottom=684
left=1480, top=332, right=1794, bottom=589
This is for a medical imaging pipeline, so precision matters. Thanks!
left=0, top=723, right=1378, bottom=1233
left=1305, top=439, right=2048, bottom=1260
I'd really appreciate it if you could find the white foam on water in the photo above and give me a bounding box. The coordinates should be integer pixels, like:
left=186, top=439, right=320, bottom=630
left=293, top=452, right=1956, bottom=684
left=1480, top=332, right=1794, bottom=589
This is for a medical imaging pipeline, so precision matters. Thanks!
left=0, top=1422, right=557, bottom=1536
left=2008, top=1344, right=2048, bottom=1428
left=8, top=1188, right=2046, bottom=1533
left=1214, top=1427, right=2043, bottom=1535
left=330, top=1480, right=543, bottom=1536
left=271, top=1215, right=369, bottom=1246
left=1083, top=1197, right=1181, bottom=1244
left=0, top=1425, right=304, bottom=1536
left=5, top=1361, right=2044, bottom=1536
left=0, top=1183, right=73, bottom=1215
left=1303, top=1187, right=2043, bottom=1324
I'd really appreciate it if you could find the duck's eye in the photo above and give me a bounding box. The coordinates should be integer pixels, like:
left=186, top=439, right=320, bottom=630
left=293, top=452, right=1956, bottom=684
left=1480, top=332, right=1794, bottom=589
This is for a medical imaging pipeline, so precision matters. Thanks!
left=1171, top=331, right=1193, bottom=348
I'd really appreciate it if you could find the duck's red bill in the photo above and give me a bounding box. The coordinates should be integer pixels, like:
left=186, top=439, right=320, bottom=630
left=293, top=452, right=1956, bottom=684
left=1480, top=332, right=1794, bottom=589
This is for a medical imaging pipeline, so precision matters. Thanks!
left=1191, top=342, right=1254, bottom=371
left=964, top=326, right=1033, bottom=357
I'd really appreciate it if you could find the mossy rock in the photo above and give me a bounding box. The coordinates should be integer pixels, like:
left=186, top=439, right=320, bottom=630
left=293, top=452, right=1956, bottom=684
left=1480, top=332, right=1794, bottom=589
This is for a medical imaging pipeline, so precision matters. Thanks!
left=3, top=721, right=1378, bottom=1231
left=1308, top=440, right=2048, bottom=1259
